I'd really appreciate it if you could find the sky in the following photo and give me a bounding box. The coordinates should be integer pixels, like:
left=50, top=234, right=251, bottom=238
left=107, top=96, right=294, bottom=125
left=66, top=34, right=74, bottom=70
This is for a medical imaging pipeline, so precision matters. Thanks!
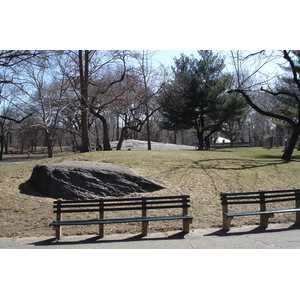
left=152, top=50, right=200, bottom=67
left=151, top=50, right=285, bottom=79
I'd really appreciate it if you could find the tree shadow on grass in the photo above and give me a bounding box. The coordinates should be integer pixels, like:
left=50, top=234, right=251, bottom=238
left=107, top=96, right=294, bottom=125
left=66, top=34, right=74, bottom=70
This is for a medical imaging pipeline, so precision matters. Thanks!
left=192, top=157, right=290, bottom=171
left=260, top=153, right=300, bottom=161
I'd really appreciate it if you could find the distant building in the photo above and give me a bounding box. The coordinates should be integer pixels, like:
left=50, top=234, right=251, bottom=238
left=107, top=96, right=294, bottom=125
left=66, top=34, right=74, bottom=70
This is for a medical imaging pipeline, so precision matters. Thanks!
left=214, top=137, right=231, bottom=144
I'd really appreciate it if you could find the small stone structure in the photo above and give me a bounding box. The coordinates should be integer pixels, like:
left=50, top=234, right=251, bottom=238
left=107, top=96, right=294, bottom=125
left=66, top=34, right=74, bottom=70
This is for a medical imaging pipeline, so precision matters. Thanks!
left=29, top=161, right=165, bottom=200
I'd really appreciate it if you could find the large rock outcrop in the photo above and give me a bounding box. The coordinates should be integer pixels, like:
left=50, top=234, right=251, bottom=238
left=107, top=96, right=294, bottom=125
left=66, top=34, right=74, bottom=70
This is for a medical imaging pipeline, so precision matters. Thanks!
left=29, top=161, right=165, bottom=200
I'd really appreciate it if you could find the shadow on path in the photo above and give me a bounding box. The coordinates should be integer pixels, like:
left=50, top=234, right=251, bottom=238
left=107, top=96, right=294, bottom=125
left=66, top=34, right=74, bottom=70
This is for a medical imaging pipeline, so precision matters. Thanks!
left=205, top=223, right=300, bottom=237
left=29, top=231, right=187, bottom=247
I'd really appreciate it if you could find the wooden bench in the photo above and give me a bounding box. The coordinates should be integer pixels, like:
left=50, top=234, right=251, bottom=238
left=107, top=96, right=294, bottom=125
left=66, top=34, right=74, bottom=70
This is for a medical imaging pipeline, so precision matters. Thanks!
left=221, top=189, right=300, bottom=231
left=50, top=195, right=193, bottom=241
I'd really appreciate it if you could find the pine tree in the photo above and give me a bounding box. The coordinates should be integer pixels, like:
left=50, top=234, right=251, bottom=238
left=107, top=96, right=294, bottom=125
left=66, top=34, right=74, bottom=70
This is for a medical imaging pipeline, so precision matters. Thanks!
left=159, top=51, right=248, bottom=149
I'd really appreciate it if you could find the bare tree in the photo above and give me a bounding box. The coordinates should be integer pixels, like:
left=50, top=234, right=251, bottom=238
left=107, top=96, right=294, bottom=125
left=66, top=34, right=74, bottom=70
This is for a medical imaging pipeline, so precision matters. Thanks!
left=0, top=50, right=41, bottom=123
left=88, top=51, right=130, bottom=150
left=0, top=105, right=13, bottom=160
left=112, top=51, right=166, bottom=150
left=133, top=51, right=166, bottom=150
left=56, top=50, right=129, bottom=151
left=228, top=50, right=300, bottom=160
left=14, top=60, right=70, bottom=158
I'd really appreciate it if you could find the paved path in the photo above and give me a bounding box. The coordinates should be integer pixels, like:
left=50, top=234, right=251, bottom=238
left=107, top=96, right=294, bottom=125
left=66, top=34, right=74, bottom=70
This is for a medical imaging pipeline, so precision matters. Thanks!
left=1, top=222, right=299, bottom=249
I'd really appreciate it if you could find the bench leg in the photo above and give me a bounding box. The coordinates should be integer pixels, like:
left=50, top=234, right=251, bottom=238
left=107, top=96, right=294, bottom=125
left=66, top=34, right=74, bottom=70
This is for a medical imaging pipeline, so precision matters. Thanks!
left=260, top=213, right=274, bottom=228
left=99, top=224, right=104, bottom=238
left=142, top=221, right=149, bottom=236
left=183, top=219, right=192, bottom=234
left=55, top=225, right=61, bottom=241
left=296, top=211, right=300, bottom=224
left=223, top=215, right=233, bottom=232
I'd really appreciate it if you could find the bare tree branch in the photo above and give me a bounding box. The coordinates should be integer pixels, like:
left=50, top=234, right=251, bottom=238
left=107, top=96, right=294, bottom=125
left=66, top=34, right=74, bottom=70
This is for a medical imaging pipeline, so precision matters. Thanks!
left=260, top=87, right=300, bottom=103
left=228, top=89, right=296, bottom=127
left=283, top=50, right=300, bottom=92
left=243, top=50, right=265, bottom=60
left=0, top=112, right=33, bottom=123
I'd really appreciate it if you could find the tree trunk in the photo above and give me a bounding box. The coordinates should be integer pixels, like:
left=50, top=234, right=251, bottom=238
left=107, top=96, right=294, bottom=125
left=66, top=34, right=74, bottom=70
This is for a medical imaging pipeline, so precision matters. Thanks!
left=89, top=108, right=112, bottom=151
left=173, top=130, right=177, bottom=144
left=45, top=132, right=53, bottom=158
left=94, top=120, right=100, bottom=146
left=98, top=114, right=112, bottom=151
left=146, top=114, right=151, bottom=150
left=4, top=131, right=9, bottom=154
left=196, top=129, right=204, bottom=150
left=116, top=114, right=120, bottom=141
left=81, top=107, right=90, bottom=152
left=79, top=50, right=90, bottom=153
left=116, top=127, right=127, bottom=150
left=0, top=135, right=3, bottom=161
left=282, top=125, right=300, bottom=160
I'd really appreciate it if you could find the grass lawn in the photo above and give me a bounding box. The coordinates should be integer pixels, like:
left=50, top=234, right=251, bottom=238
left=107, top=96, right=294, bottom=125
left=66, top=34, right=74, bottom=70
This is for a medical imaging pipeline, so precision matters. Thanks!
left=1, top=147, right=300, bottom=237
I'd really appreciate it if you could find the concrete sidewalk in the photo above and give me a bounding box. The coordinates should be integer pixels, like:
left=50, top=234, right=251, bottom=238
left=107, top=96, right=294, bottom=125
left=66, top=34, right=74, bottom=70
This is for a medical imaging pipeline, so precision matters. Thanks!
left=1, top=222, right=299, bottom=249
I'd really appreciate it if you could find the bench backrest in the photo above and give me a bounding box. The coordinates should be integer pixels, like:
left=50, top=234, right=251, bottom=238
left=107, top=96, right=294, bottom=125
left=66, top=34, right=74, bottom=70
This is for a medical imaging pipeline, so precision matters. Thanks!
left=221, top=189, right=300, bottom=213
left=53, top=195, right=190, bottom=215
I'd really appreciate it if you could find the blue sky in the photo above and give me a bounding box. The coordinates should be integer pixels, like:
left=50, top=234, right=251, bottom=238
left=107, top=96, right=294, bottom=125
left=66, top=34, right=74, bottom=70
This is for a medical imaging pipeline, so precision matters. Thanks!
left=151, top=50, right=231, bottom=69
left=151, top=50, right=285, bottom=78
left=152, top=50, right=200, bottom=67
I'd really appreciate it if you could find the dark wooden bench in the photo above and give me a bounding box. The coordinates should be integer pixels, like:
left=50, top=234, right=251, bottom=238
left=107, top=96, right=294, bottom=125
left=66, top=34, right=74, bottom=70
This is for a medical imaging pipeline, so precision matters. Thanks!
left=221, top=189, right=300, bottom=231
left=50, top=195, right=193, bottom=241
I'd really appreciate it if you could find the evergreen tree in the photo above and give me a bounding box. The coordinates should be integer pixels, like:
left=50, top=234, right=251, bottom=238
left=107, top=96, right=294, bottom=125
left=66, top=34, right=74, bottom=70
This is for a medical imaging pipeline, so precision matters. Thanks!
left=159, top=51, right=248, bottom=149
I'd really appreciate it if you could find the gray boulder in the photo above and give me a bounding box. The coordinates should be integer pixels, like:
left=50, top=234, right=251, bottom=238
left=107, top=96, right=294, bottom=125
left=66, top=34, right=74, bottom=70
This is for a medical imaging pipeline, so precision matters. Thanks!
left=29, top=161, right=165, bottom=200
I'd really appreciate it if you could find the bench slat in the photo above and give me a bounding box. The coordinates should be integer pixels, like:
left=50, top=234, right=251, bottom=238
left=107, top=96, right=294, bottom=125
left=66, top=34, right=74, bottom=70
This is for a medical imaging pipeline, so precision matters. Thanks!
left=225, top=207, right=300, bottom=217
left=54, top=204, right=190, bottom=213
left=221, top=189, right=300, bottom=197
left=222, top=197, right=300, bottom=205
left=53, top=195, right=190, bottom=204
left=51, top=215, right=193, bottom=226
left=263, top=193, right=300, bottom=199
left=53, top=199, right=190, bottom=209
left=264, top=197, right=300, bottom=203
left=222, top=199, right=265, bottom=205
left=224, top=193, right=300, bottom=199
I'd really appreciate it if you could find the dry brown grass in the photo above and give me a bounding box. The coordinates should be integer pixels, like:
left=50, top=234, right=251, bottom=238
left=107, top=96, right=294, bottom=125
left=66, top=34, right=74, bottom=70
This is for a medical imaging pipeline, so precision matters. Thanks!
left=1, top=147, right=300, bottom=237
